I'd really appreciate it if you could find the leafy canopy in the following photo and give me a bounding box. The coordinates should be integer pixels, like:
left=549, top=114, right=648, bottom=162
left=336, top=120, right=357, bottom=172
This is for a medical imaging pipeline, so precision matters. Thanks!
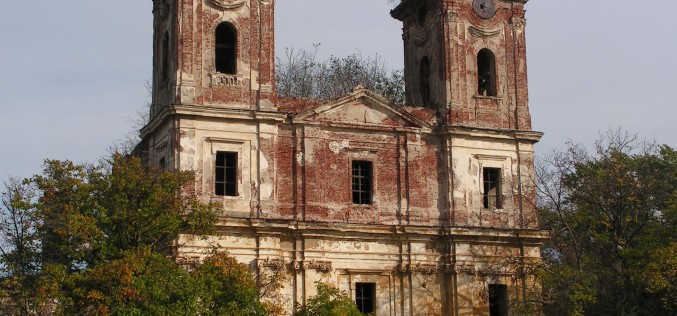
left=0, top=153, right=271, bottom=315
left=537, top=130, right=677, bottom=315
left=294, top=282, right=363, bottom=316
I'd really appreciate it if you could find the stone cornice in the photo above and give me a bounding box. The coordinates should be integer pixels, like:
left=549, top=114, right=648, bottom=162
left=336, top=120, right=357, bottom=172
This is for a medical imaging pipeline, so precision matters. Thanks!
left=214, top=218, right=549, bottom=246
left=443, top=125, right=543, bottom=143
left=140, top=104, right=287, bottom=137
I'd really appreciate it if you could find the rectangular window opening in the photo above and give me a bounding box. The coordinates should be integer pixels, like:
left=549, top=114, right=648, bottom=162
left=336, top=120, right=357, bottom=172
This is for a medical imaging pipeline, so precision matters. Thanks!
left=215, top=151, right=238, bottom=196
left=355, top=282, right=375, bottom=314
left=352, top=161, right=372, bottom=204
left=489, top=284, right=509, bottom=316
left=483, top=167, right=502, bottom=209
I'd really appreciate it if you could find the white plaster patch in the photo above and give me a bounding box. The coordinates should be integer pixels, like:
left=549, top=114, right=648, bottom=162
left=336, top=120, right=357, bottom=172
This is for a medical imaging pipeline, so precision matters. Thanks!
left=260, top=152, right=269, bottom=170
left=260, top=183, right=273, bottom=199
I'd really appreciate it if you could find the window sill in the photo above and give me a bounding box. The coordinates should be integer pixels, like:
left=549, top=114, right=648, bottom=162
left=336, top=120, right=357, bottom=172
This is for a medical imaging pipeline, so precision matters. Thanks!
left=212, top=194, right=241, bottom=199
left=209, top=73, right=248, bottom=87
left=473, top=95, right=502, bottom=100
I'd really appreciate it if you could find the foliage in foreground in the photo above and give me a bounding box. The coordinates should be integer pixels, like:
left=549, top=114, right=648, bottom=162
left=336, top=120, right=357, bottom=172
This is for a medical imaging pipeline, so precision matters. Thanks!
left=0, top=154, right=270, bottom=315
left=536, top=130, right=677, bottom=315
left=276, top=47, right=405, bottom=104
left=294, top=282, right=362, bottom=316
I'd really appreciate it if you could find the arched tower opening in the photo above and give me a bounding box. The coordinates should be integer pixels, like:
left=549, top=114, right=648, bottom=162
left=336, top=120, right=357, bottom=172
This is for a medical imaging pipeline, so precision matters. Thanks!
left=477, top=48, right=496, bottom=97
left=215, top=22, right=237, bottom=74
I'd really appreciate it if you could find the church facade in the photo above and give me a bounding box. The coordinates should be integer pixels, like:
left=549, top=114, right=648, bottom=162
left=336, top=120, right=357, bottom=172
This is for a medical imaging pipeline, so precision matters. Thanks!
left=140, top=0, right=545, bottom=315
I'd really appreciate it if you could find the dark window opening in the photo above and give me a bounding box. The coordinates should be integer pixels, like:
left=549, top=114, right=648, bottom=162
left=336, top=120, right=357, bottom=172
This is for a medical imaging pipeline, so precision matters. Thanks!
left=420, top=56, right=431, bottom=105
left=215, top=151, right=237, bottom=196
left=161, top=31, right=169, bottom=82
left=483, top=167, right=502, bottom=209
left=355, top=283, right=376, bottom=314
left=489, top=284, right=509, bottom=316
left=352, top=161, right=372, bottom=204
left=416, top=6, right=428, bottom=26
left=158, top=157, right=166, bottom=169
left=215, top=22, right=237, bottom=74
left=478, top=48, right=496, bottom=96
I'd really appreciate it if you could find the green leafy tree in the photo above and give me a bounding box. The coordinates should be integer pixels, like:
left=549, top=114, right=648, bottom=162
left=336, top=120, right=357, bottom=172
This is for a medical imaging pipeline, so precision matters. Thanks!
left=0, top=178, right=51, bottom=315
left=62, top=248, right=200, bottom=315
left=0, top=154, right=277, bottom=315
left=294, top=282, right=362, bottom=316
left=30, top=154, right=217, bottom=268
left=193, top=252, right=268, bottom=316
left=536, top=130, right=677, bottom=315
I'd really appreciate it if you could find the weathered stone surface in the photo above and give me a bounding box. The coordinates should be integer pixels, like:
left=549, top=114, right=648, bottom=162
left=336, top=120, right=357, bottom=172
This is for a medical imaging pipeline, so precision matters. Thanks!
left=141, top=0, right=545, bottom=315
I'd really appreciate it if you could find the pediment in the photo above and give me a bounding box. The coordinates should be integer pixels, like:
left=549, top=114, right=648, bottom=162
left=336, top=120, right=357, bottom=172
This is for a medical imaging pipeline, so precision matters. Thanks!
left=294, top=86, right=429, bottom=129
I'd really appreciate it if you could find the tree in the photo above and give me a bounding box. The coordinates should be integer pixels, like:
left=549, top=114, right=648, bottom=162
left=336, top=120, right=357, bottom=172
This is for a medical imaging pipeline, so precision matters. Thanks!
left=275, top=46, right=405, bottom=104
left=193, top=252, right=268, bottom=316
left=0, top=178, right=47, bottom=314
left=536, top=130, right=677, bottom=315
left=62, top=248, right=200, bottom=315
left=0, top=154, right=273, bottom=315
left=294, top=282, right=362, bottom=316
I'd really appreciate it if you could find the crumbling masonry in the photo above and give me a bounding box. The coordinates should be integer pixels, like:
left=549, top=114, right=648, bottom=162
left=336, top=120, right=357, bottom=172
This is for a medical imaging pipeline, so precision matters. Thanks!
left=140, top=0, right=546, bottom=315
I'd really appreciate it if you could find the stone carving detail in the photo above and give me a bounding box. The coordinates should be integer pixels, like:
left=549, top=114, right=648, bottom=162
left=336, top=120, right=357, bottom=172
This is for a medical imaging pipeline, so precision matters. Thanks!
left=446, top=9, right=460, bottom=22
left=257, top=257, right=284, bottom=269
left=451, top=263, right=477, bottom=275
left=291, top=261, right=302, bottom=270
left=210, top=73, right=248, bottom=87
left=510, top=17, right=527, bottom=29
left=468, top=25, right=502, bottom=38
left=208, top=0, right=246, bottom=10
left=153, top=0, right=169, bottom=20
left=412, top=29, right=429, bottom=47
left=291, top=260, right=333, bottom=272
left=399, top=263, right=439, bottom=275
left=304, top=260, right=333, bottom=272
left=328, top=141, right=343, bottom=154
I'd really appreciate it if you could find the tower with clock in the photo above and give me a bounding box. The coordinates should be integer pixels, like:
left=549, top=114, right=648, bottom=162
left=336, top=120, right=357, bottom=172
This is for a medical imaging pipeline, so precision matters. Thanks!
left=391, top=0, right=532, bottom=131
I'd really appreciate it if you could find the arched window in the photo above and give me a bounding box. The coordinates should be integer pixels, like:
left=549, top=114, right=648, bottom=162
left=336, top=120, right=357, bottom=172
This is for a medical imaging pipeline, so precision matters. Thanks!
left=215, top=23, right=237, bottom=74
left=420, top=56, right=431, bottom=105
left=161, top=31, right=169, bottom=81
left=477, top=48, right=496, bottom=96
left=416, top=5, right=428, bottom=26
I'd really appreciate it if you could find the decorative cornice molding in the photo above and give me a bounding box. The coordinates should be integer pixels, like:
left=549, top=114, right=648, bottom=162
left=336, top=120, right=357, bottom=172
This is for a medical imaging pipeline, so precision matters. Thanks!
left=399, top=262, right=439, bottom=275
left=257, top=257, right=284, bottom=269
left=291, top=260, right=333, bottom=272
left=208, top=0, right=246, bottom=10
left=468, top=25, right=502, bottom=38
left=451, top=263, right=478, bottom=275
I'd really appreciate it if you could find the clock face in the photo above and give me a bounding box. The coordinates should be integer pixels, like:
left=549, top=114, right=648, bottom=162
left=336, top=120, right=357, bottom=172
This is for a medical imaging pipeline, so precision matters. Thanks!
left=472, top=0, right=497, bottom=19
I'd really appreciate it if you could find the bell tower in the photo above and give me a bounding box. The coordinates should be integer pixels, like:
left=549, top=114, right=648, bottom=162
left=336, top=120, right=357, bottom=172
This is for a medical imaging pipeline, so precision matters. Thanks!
left=150, top=0, right=276, bottom=119
left=392, top=0, right=531, bottom=130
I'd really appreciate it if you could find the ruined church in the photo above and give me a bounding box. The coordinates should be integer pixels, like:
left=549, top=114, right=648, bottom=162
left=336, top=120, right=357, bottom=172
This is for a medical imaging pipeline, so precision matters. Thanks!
left=140, top=0, right=545, bottom=314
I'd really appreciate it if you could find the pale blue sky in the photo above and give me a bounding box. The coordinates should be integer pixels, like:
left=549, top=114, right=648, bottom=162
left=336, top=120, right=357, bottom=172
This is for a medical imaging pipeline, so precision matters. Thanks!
left=1, top=0, right=675, bottom=181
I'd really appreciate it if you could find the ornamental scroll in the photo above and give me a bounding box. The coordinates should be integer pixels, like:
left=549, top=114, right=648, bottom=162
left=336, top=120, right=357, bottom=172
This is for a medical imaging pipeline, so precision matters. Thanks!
left=257, top=257, right=284, bottom=269
left=291, top=260, right=333, bottom=273
left=399, top=262, right=439, bottom=275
